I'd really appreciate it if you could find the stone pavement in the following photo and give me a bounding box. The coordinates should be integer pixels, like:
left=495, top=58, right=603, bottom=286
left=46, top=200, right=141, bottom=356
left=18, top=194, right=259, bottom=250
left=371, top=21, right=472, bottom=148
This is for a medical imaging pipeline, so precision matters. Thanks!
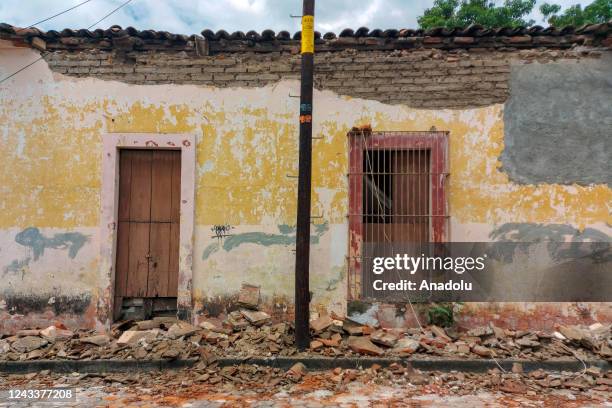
left=1, top=365, right=609, bottom=407
left=0, top=382, right=605, bottom=407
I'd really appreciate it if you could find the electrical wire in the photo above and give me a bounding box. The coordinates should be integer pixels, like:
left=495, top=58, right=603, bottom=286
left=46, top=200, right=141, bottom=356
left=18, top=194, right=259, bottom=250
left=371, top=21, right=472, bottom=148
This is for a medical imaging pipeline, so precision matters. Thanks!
left=0, top=56, right=46, bottom=85
left=0, top=0, right=135, bottom=85
left=16, top=0, right=96, bottom=32
left=85, top=0, right=133, bottom=31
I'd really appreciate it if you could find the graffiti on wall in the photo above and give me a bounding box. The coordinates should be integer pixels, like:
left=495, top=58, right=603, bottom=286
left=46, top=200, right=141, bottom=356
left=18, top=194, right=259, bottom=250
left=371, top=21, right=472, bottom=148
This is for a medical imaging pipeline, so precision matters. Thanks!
left=2, top=227, right=89, bottom=276
left=211, top=224, right=234, bottom=239
left=202, top=222, right=329, bottom=260
left=15, top=227, right=88, bottom=260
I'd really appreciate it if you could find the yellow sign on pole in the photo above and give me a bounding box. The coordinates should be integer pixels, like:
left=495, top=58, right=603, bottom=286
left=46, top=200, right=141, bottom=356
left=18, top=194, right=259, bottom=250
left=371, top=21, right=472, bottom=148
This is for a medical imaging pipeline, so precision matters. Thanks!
left=301, top=15, right=314, bottom=54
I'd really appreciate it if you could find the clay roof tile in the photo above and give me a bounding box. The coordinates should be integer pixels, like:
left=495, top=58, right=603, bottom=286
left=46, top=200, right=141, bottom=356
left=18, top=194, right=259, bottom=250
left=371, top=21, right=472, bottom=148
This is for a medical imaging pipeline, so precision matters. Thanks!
left=339, top=28, right=354, bottom=37
left=0, top=20, right=609, bottom=51
left=276, top=30, right=291, bottom=40
left=323, top=32, right=336, bottom=40
left=261, top=29, right=275, bottom=41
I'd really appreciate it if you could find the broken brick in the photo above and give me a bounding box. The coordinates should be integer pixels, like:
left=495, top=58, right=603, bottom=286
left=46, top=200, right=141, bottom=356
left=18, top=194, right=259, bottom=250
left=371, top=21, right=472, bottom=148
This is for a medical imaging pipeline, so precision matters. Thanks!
left=40, top=326, right=74, bottom=341
left=240, top=309, right=271, bottom=326
left=430, top=325, right=452, bottom=342
left=500, top=379, right=528, bottom=393
left=310, top=315, right=333, bottom=333
left=286, top=362, right=307, bottom=380
left=348, top=336, right=384, bottom=356
left=80, top=335, right=110, bottom=346
left=134, top=320, right=161, bottom=330
left=370, top=330, right=399, bottom=347
left=16, top=329, right=40, bottom=337
left=167, top=322, right=198, bottom=339
left=471, top=345, right=494, bottom=357
left=237, top=283, right=260, bottom=309
left=117, top=330, right=157, bottom=345
left=393, top=338, right=420, bottom=354
left=557, top=325, right=584, bottom=342
left=343, top=322, right=364, bottom=336
left=11, top=336, right=47, bottom=353
left=318, top=337, right=340, bottom=347
left=467, top=326, right=493, bottom=337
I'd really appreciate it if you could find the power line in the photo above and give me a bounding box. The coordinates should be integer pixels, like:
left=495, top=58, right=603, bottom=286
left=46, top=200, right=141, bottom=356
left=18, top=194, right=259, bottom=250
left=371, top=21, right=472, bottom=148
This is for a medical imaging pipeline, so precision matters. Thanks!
left=1, top=0, right=135, bottom=85
left=18, top=0, right=96, bottom=32
left=0, top=55, right=47, bottom=84
left=86, top=0, right=133, bottom=30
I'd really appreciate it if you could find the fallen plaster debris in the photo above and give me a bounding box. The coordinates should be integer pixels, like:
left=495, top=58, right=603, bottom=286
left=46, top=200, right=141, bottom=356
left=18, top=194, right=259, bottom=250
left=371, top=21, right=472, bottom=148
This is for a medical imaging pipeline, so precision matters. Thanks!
left=0, top=314, right=610, bottom=401
left=1, top=313, right=610, bottom=371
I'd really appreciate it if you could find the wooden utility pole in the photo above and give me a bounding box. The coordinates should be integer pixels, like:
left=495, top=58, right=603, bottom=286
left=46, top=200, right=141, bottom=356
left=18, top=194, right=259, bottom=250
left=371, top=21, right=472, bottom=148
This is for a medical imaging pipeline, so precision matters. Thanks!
left=294, top=0, right=315, bottom=350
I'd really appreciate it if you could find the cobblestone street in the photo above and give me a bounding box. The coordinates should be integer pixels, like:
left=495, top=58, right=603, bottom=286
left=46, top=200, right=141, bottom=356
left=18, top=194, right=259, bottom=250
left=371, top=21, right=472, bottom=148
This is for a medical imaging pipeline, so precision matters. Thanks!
left=2, top=366, right=610, bottom=407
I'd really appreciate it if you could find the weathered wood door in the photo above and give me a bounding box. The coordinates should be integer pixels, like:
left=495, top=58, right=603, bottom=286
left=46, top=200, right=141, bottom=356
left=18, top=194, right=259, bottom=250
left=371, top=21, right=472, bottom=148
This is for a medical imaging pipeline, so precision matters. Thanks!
left=115, top=149, right=181, bottom=301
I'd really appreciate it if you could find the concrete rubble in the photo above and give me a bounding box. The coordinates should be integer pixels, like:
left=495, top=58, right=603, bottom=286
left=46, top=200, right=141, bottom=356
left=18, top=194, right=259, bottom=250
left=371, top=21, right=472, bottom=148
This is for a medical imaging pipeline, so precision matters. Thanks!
left=237, top=283, right=260, bottom=310
left=348, top=336, right=384, bottom=356
left=0, top=313, right=610, bottom=366
left=0, top=308, right=610, bottom=403
left=0, top=286, right=610, bottom=400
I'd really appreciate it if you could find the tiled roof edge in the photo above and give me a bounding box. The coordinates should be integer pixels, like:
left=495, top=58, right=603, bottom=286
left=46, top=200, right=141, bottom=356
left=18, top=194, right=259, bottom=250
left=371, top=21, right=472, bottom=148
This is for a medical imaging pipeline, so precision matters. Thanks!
left=1, top=21, right=610, bottom=53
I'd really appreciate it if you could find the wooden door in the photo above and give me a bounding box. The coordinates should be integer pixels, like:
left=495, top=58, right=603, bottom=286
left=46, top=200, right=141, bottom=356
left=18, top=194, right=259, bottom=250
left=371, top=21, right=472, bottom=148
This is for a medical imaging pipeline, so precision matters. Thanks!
left=115, top=149, right=181, bottom=302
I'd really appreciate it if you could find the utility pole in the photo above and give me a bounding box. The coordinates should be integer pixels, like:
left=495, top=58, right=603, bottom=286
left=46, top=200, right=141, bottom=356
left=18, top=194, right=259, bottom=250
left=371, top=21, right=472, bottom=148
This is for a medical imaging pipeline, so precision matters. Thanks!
left=294, top=0, right=315, bottom=350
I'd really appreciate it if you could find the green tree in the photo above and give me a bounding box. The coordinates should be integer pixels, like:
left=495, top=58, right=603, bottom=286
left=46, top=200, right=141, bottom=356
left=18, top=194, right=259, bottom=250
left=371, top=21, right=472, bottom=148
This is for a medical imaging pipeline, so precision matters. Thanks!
left=417, top=0, right=537, bottom=29
left=540, top=0, right=612, bottom=26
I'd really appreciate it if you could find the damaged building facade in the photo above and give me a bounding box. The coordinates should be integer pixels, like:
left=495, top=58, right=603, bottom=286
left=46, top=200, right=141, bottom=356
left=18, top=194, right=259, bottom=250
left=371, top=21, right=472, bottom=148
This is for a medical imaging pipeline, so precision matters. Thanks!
left=0, top=22, right=610, bottom=333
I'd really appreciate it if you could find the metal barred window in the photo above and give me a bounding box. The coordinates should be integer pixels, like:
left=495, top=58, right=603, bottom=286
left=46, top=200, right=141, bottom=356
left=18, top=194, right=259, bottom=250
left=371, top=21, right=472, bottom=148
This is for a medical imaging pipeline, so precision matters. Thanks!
left=347, top=129, right=449, bottom=301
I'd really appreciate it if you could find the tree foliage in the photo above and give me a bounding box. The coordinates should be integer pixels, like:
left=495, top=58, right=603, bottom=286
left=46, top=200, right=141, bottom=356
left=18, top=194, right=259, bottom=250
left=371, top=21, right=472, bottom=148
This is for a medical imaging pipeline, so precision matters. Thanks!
left=540, top=0, right=611, bottom=26
left=418, top=0, right=537, bottom=29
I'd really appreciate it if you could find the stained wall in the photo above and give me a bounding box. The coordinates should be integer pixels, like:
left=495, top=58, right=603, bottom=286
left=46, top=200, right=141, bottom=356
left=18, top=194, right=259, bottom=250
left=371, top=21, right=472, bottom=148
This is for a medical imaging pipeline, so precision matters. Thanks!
left=0, top=42, right=610, bottom=332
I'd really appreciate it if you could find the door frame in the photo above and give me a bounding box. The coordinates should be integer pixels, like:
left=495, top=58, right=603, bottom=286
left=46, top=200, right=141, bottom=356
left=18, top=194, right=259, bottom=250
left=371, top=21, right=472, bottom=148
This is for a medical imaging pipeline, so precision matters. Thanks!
left=347, top=129, right=449, bottom=300
left=99, top=133, right=196, bottom=325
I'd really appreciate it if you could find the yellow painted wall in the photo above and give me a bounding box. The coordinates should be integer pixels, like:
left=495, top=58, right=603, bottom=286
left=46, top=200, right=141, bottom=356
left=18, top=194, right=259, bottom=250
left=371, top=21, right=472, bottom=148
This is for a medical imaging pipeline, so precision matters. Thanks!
left=1, top=89, right=609, bottom=230
left=0, top=48, right=610, bottom=328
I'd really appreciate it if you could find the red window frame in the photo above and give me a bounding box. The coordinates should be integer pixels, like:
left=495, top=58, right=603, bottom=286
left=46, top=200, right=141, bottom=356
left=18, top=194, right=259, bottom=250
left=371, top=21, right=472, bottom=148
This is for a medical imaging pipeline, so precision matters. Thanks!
left=347, top=130, right=449, bottom=300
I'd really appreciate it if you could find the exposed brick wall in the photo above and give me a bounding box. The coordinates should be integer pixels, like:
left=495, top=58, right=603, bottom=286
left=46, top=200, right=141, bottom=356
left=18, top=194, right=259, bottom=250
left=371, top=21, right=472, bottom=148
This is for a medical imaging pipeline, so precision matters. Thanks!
left=44, top=47, right=606, bottom=109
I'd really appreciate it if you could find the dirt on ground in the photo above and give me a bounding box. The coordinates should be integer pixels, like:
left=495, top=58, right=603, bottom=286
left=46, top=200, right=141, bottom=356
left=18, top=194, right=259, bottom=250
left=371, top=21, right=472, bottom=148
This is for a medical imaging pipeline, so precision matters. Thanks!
left=1, top=361, right=610, bottom=407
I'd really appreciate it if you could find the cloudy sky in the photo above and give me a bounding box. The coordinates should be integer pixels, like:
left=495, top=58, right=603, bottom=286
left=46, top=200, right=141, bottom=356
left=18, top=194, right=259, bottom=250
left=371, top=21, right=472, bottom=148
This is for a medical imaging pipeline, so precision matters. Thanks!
left=0, top=0, right=590, bottom=35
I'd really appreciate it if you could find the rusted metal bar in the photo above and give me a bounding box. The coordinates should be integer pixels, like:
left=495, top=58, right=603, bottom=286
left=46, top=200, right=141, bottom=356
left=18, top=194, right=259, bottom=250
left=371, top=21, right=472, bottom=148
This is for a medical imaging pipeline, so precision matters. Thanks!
left=294, top=0, right=315, bottom=351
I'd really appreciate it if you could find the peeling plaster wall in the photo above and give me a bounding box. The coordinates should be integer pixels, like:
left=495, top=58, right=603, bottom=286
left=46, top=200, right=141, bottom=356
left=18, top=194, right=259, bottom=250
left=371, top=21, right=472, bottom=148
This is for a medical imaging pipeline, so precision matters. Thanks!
left=0, top=227, right=100, bottom=333
left=0, top=46, right=611, bottom=332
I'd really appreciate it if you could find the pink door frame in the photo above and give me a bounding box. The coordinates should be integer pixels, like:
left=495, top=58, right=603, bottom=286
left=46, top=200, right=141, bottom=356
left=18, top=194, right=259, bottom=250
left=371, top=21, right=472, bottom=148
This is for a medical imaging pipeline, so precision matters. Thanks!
left=99, top=133, right=196, bottom=326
